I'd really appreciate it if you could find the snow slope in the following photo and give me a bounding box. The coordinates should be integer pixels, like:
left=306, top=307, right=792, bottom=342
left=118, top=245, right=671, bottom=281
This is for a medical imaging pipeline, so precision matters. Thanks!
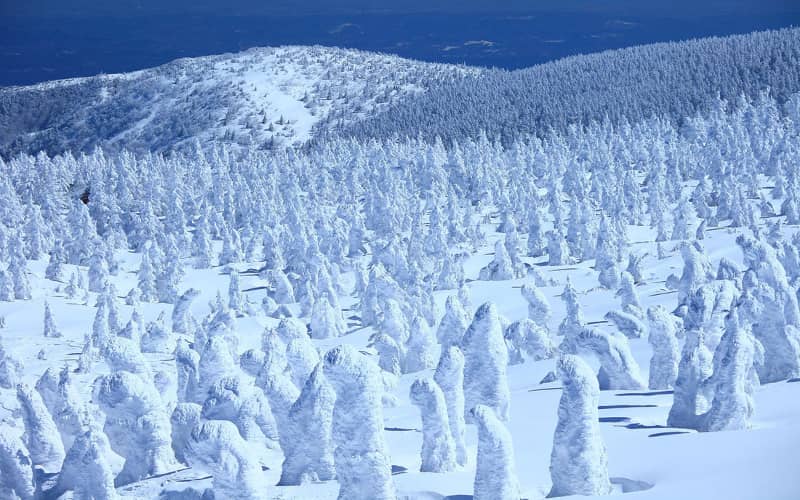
left=1, top=205, right=799, bottom=499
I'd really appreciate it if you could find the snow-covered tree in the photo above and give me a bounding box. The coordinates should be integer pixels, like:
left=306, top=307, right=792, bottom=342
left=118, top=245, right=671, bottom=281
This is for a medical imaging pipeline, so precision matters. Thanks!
left=462, top=302, right=510, bottom=422
left=185, top=420, right=266, bottom=499
left=647, top=305, right=680, bottom=389
left=42, top=301, right=62, bottom=338
left=699, top=311, right=762, bottom=432
left=93, top=371, right=177, bottom=485
left=479, top=239, right=521, bottom=281
left=558, top=279, right=584, bottom=353
left=575, top=327, right=646, bottom=390
left=434, top=346, right=468, bottom=467
left=35, top=366, right=88, bottom=450
left=310, top=294, right=345, bottom=339
left=405, top=315, right=437, bottom=373
left=504, top=318, right=556, bottom=365
left=172, top=288, right=200, bottom=335
left=88, top=250, right=109, bottom=293
left=53, top=428, right=119, bottom=500
left=170, top=402, right=202, bottom=464
left=410, top=378, right=457, bottom=473
left=668, top=329, right=714, bottom=429
left=437, top=294, right=470, bottom=347
left=323, top=344, right=395, bottom=500
left=521, top=282, right=551, bottom=328
left=736, top=235, right=800, bottom=383
left=279, top=364, right=336, bottom=485
left=471, top=404, right=520, bottom=500
left=16, top=383, right=65, bottom=473
left=0, top=428, right=35, bottom=500
left=548, top=355, right=611, bottom=497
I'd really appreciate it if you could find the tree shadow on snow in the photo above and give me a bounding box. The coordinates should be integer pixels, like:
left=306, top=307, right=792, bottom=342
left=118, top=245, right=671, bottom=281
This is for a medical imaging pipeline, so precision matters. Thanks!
left=599, top=404, right=658, bottom=410
left=615, top=390, right=674, bottom=397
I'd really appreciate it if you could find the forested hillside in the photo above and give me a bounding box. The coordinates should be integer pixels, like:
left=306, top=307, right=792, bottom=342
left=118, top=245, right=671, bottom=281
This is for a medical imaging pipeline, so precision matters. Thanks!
left=0, top=46, right=472, bottom=158
left=343, top=28, right=800, bottom=144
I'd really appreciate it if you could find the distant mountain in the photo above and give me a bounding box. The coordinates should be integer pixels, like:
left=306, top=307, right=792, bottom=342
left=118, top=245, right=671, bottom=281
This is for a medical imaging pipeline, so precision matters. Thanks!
left=0, top=46, right=474, bottom=157
left=3, top=28, right=799, bottom=158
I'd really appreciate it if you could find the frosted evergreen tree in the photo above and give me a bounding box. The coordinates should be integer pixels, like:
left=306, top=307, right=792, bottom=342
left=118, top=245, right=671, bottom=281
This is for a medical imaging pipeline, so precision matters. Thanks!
left=22, top=199, right=51, bottom=260
left=527, top=205, right=547, bottom=257
left=558, top=279, right=584, bottom=353
left=479, top=239, right=518, bottom=281
left=548, top=355, right=611, bottom=497
left=137, top=242, right=158, bottom=303
left=271, top=269, right=295, bottom=304
left=196, top=336, right=239, bottom=403
left=228, top=269, right=244, bottom=315
left=458, top=282, right=472, bottom=312
left=625, top=252, right=645, bottom=284
left=462, top=302, right=511, bottom=422
left=434, top=345, right=467, bottom=466
left=99, top=284, right=121, bottom=333
left=521, top=282, right=551, bottom=328
left=576, top=327, right=646, bottom=390
left=185, top=420, right=266, bottom=500
left=438, top=251, right=466, bottom=290
left=285, top=336, right=320, bottom=390
left=204, top=375, right=281, bottom=444
left=64, top=200, right=99, bottom=265
left=668, top=329, right=714, bottom=429
left=157, top=239, right=184, bottom=304
left=436, top=295, right=469, bottom=348
left=671, top=196, right=697, bottom=241
left=45, top=241, right=66, bottom=282
left=91, top=299, right=110, bottom=350
left=0, top=336, right=22, bottom=388
left=279, top=364, right=336, bottom=485
left=240, top=348, right=266, bottom=377
left=381, top=297, right=410, bottom=347
left=0, top=428, right=35, bottom=500
left=647, top=305, right=680, bottom=389
left=35, top=366, right=88, bottom=450
left=736, top=235, right=800, bottom=382
left=101, top=336, right=154, bottom=383
left=258, top=368, right=300, bottom=451
left=42, top=301, right=62, bottom=338
left=505, top=318, right=556, bottom=365
left=93, top=371, right=177, bottom=485
left=547, top=229, right=571, bottom=266
left=406, top=315, right=437, bottom=373
left=369, top=332, right=403, bottom=376
left=9, top=245, right=32, bottom=300
left=410, top=378, right=457, bottom=473
left=170, top=402, right=202, bottom=464
left=595, top=216, right=620, bottom=289
left=604, top=310, right=647, bottom=339
left=172, top=288, right=200, bottom=335
left=323, top=344, right=396, bottom=500
left=192, top=204, right=215, bottom=269
left=88, top=250, right=109, bottom=293
left=676, top=242, right=715, bottom=312
left=616, top=271, right=643, bottom=318
left=471, top=404, right=520, bottom=500
left=219, top=225, right=243, bottom=266
left=699, top=311, right=761, bottom=432
left=16, top=383, right=65, bottom=473
left=53, top=428, right=119, bottom=500
left=310, top=294, right=345, bottom=339
left=0, top=268, right=13, bottom=302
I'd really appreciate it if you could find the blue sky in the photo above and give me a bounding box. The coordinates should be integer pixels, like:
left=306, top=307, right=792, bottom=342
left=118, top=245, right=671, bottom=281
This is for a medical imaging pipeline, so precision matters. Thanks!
left=2, top=1, right=798, bottom=86
left=5, top=1, right=798, bottom=17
